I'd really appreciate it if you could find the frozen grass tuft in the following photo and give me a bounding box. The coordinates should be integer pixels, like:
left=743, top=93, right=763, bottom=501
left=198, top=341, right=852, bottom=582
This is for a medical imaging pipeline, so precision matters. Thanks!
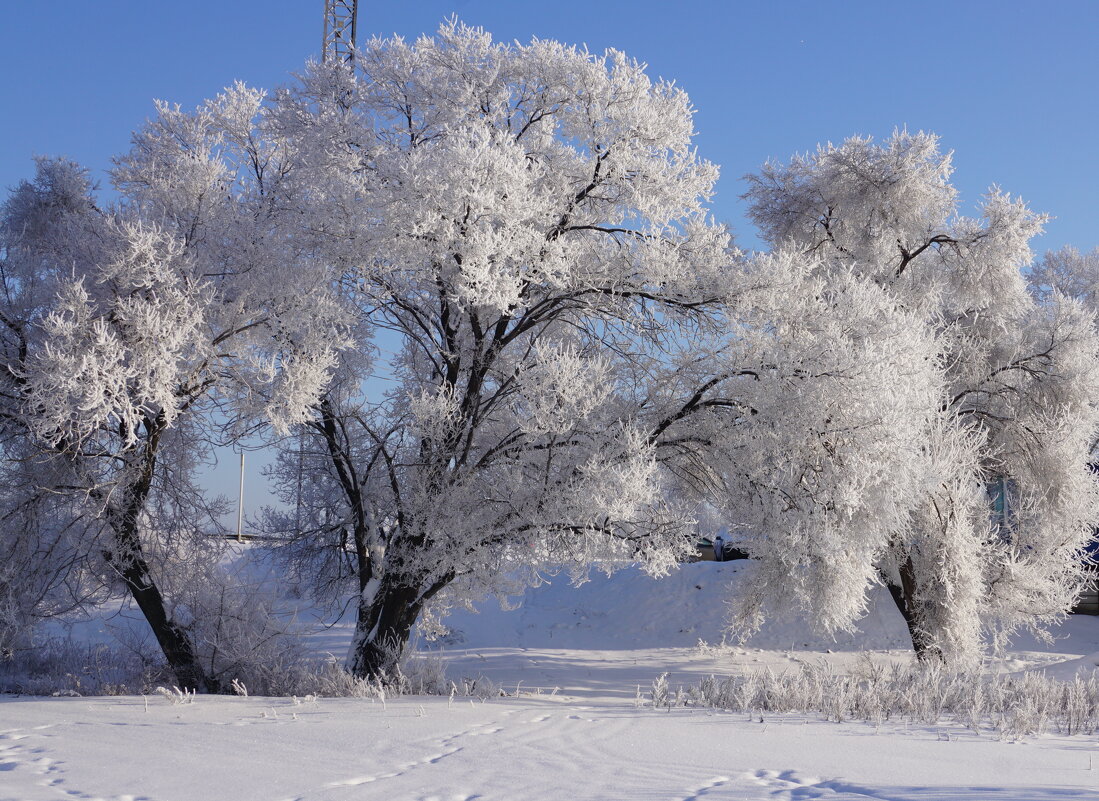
left=648, top=658, right=1099, bottom=738
left=155, top=685, right=196, bottom=705
left=284, top=652, right=508, bottom=700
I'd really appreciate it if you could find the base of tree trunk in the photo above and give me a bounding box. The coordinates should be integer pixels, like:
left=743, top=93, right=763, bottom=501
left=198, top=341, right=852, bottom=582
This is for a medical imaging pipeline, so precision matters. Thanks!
left=109, top=528, right=218, bottom=693
left=885, top=557, right=944, bottom=664
left=347, top=584, right=424, bottom=681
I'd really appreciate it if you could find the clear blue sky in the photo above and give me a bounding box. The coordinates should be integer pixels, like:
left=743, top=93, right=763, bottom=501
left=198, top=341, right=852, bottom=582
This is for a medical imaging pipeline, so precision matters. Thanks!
left=2, top=0, right=1096, bottom=515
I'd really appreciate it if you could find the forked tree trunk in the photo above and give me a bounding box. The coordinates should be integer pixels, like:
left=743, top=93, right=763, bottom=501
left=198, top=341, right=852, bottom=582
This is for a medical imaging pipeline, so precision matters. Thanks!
left=885, top=556, right=944, bottom=663
left=347, top=564, right=457, bottom=681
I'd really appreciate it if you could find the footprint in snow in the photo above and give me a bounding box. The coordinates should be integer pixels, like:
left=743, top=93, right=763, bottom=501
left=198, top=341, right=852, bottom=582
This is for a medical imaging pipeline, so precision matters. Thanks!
left=0, top=736, right=61, bottom=780
left=468, top=726, right=502, bottom=736
left=676, top=775, right=731, bottom=801
left=745, top=769, right=886, bottom=799
left=325, top=776, right=378, bottom=787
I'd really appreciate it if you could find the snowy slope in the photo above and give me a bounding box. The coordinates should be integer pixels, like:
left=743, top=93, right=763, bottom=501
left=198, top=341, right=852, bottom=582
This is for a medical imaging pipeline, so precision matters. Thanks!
left=431, top=561, right=912, bottom=651
left=300, top=560, right=1099, bottom=698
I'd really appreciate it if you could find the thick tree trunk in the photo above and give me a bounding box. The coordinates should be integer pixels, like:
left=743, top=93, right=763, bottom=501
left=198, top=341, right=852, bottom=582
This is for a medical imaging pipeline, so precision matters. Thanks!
left=885, top=556, right=943, bottom=663
left=347, top=582, right=424, bottom=680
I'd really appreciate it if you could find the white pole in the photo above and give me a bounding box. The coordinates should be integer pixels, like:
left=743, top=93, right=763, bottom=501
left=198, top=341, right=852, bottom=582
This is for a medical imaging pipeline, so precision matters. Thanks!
left=295, top=429, right=304, bottom=535
left=236, top=451, right=245, bottom=543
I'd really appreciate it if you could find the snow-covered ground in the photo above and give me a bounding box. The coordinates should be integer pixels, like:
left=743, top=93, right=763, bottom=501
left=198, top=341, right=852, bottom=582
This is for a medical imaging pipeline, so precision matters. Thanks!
left=5, top=692, right=1099, bottom=801
left=5, top=561, right=1099, bottom=800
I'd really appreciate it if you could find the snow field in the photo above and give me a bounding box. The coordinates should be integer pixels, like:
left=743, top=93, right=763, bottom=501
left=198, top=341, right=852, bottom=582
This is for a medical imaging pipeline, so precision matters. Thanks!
left=2, top=694, right=1099, bottom=800
left=5, top=561, right=1099, bottom=799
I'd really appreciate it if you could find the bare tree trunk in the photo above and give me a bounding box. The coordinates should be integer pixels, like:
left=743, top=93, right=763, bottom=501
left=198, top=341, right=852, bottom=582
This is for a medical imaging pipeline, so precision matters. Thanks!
left=885, top=556, right=943, bottom=663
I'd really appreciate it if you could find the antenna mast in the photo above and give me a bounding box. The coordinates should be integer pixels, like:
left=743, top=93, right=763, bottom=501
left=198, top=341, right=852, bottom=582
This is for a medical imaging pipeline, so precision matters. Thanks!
left=322, top=0, right=359, bottom=64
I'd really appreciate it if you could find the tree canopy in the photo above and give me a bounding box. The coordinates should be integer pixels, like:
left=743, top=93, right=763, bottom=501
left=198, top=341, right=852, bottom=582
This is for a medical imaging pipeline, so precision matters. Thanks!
left=3, top=22, right=1097, bottom=685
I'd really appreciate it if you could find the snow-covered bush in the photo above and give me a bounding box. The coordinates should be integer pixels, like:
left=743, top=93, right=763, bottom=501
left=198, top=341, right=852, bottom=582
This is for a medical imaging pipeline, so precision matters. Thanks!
left=155, top=552, right=311, bottom=698
left=0, top=638, right=169, bottom=696
left=0, top=630, right=475, bottom=700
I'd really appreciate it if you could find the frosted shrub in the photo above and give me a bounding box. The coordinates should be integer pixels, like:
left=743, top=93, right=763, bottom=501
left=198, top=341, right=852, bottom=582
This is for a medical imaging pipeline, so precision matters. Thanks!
left=1060, top=676, right=1096, bottom=736
left=179, top=565, right=309, bottom=697
left=0, top=583, right=28, bottom=662
left=456, top=675, right=507, bottom=701
left=288, top=657, right=386, bottom=699
left=0, top=631, right=476, bottom=700
left=650, top=672, right=671, bottom=709
left=0, top=638, right=169, bottom=696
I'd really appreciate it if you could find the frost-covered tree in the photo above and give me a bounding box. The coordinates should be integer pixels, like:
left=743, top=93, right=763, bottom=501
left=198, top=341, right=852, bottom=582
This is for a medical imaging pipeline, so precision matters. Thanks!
left=0, top=87, right=345, bottom=691
left=254, top=22, right=944, bottom=679
left=1029, top=246, right=1099, bottom=459
left=1029, top=246, right=1099, bottom=313
left=0, top=437, right=94, bottom=660
left=743, top=131, right=1099, bottom=662
left=258, top=21, right=727, bottom=678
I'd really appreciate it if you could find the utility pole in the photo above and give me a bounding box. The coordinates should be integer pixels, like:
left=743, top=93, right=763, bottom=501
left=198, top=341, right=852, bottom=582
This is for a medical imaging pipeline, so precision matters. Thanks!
left=322, top=0, right=359, bottom=64
left=295, top=430, right=305, bottom=536
left=236, top=451, right=245, bottom=543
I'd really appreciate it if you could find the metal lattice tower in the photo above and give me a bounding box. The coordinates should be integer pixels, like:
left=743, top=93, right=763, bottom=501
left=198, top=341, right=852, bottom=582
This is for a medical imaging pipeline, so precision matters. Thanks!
left=322, top=0, right=358, bottom=64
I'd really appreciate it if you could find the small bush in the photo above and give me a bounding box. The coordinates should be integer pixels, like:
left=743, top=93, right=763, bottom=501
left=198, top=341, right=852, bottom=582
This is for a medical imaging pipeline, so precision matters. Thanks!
left=0, top=638, right=170, bottom=696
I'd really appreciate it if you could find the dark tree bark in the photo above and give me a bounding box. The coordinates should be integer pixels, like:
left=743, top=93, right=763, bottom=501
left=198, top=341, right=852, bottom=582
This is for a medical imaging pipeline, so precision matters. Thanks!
left=347, top=582, right=425, bottom=680
left=98, top=415, right=218, bottom=693
left=884, top=555, right=943, bottom=663
left=105, top=523, right=216, bottom=693
left=346, top=566, right=456, bottom=681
